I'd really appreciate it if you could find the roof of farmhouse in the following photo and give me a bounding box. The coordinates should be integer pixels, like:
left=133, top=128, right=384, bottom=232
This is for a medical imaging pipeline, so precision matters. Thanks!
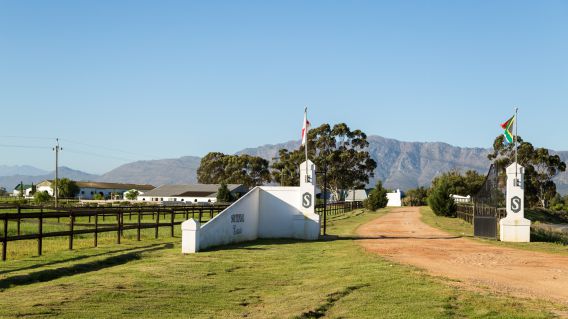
left=37, top=180, right=155, bottom=191
left=142, top=184, right=248, bottom=198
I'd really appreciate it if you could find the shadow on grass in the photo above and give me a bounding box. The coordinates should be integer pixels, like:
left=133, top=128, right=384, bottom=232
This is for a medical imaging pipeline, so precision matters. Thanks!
left=0, top=243, right=173, bottom=290
left=0, top=243, right=170, bottom=276
left=202, top=234, right=463, bottom=253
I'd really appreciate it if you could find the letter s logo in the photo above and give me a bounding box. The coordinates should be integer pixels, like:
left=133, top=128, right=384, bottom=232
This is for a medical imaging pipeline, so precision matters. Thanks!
left=511, top=196, right=521, bottom=213
left=302, top=193, right=312, bottom=208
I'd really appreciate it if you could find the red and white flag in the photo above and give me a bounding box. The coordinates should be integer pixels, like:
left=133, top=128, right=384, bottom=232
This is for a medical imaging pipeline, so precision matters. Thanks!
left=301, top=108, right=310, bottom=146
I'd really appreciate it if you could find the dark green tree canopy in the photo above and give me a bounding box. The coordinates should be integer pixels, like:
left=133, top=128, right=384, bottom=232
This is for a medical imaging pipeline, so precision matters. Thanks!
left=488, top=135, right=566, bottom=207
left=364, top=180, right=388, bottom=211
left=56, top=178, right=79, bottom=198
left=124, top=190, right=139, bottom=200
left=197, top=153, right=271, bottom=187
left=272, top=123, right=377, bottom=200
left=216, top=182, right=234, bottom=203
left=405, top=186, right=429, bottom=206
left=430, top=170, right=485, bottom=197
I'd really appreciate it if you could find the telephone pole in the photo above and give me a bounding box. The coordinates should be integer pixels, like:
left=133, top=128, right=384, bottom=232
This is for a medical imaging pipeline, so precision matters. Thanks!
left=53, top=138, right=62, bottom=207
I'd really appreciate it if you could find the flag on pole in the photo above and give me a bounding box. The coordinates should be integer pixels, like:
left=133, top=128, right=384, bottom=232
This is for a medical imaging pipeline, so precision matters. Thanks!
left=500, top=115, right=515, bottom=144
left=301, top=108, right=310, bottom=146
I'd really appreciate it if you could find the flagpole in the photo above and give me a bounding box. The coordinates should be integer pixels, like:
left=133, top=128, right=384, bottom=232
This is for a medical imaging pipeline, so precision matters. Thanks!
left=304, top=107, right=309, bottom=180
left=515, top=107, right=518, bottom=181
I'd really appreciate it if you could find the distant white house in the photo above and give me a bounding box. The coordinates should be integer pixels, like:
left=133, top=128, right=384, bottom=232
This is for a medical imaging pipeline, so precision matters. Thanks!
left=451, top=194, right=471, bottom=203
left=345, top=189, right=368, bottom=202
left=138, top=184, right=249, bottom=203
left=387, top=189, right=403, bottom=207
left=12, top=184, right=34, bottom=197
left=35, top=180, right=155, bottom=200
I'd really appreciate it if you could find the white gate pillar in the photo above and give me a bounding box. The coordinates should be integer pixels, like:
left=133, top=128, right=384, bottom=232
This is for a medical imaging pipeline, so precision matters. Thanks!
left=499, top=163, right=531, bottom=242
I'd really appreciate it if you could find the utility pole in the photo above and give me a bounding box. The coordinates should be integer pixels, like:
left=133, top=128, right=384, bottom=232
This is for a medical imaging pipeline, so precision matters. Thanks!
left=53, top=138, right=62, bottom=207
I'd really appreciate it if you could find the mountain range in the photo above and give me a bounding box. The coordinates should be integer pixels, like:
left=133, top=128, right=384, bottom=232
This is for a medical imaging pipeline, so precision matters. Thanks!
left=1, top=136, right=567, bottom=195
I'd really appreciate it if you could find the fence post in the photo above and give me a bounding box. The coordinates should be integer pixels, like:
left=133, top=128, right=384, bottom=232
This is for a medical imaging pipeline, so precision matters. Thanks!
left=2, top=215, right=7, bottom=261
left=17, top=205, right=21, bottom=236
left=38, top=207, right=43, bottom=256
left=155, top=209, right=160, bottom=239
left=210, top=206, right=213, bottom=219
left=137, top=208, right=141, bottom=241
left=69, top=212, right=75, bottom=250
left=198, top=208, right=203, bottom=224
left=117, top=212, right=121, bottom=244
left=170, top=209, right=175, bottom=237
left=94, top=211, right=98, bottom=247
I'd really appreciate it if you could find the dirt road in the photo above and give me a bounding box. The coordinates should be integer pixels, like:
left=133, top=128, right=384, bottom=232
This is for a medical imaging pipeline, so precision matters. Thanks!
left=357, top=207, right=568, bottom=304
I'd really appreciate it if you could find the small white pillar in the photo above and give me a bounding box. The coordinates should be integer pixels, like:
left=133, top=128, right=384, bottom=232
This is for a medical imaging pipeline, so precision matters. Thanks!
left=182, top=219, right=200, bottom=254
left=500, top=163, right=531, bottom=242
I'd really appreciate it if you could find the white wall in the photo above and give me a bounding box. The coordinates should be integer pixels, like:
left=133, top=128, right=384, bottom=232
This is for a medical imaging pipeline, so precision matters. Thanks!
left=257, top=186, right=301, bottom=238
left=37, top=186, right=54, bottom=196
left=387, top=189, right=402, bottom=207
left=199, top=188, right=260, bottom=250
left=183, top=160, right=320, bottom=253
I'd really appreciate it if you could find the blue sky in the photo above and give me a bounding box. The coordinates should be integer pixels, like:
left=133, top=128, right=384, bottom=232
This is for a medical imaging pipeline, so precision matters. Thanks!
left=1, top=1, right=567, bottom=174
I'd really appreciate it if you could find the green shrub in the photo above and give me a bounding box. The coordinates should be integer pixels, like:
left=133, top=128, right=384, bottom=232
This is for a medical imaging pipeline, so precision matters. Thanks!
left=33, top=191, right=52, bottom=204
left=364, top=181, right=388, bottom=211
left=428, top=180, right=457, bottom=217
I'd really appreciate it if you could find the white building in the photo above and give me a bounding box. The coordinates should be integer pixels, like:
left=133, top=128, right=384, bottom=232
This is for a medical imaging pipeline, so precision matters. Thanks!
left=387, top=189, right=403, bottom=207
left=35, top=180, right=155, bottom=200
left=345, top=189, right=368, bottom=202
left=138, top=184, right=249, bottom=203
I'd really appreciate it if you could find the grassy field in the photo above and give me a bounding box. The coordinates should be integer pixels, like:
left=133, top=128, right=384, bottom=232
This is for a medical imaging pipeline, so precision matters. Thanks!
left=421, top=206, right=568, bottom=255
left=0, top=209, right=562, bottom=318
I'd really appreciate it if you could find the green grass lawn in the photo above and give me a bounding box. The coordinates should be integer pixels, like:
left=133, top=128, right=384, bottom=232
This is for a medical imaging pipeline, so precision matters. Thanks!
left=0, top=209, right=562, bottom=318
left=421, top=206, right=568, bottom=255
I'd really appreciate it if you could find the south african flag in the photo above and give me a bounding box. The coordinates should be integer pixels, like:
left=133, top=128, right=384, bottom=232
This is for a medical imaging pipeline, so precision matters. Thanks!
left=500, top=115, right=515, bottom=144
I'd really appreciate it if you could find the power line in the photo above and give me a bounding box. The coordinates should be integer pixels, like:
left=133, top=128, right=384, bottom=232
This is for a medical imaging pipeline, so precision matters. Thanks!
left=0, top=143, right=51, bottom=150
left=0, top=135, right=56, bottom=141
left=64, top=148, right=138, bottom=162
left=58, top=138, right=154, bottom=159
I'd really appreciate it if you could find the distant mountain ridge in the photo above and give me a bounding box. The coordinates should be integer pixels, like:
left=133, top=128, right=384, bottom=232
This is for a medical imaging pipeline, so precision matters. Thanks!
left=96, top=156, right=201, bottom=187
left=0, top=165, right=48, bottom=177
left=0, top=167, right=98, bottom=191
left=1, top=137, right=567, bottom=194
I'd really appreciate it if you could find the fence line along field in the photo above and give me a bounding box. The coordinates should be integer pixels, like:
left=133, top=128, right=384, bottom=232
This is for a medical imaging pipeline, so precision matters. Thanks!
left=0, top=201, right=362, bottom=261
left=0, top=204, right=230, bottom=261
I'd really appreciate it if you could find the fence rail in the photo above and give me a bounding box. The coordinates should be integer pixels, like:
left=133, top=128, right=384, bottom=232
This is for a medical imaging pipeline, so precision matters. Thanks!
left=0, top=204, right=230, bottom=261
left=456, top=204, right=506, bottom=225
left=316, top=201, right=363, bottom=217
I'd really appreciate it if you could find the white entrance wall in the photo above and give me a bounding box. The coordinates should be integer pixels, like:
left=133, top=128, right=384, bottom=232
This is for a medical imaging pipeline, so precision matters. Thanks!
left=387, top=189, right=402, bottom=207
left=499, top=163, right=531, bottom=242
left=182, top=160, right=320, bottom=253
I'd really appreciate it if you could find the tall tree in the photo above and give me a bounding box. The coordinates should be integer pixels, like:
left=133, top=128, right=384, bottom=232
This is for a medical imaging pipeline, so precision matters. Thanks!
left=272, top=123, right=377, bottom=200
left=431, top=170, right=485, bottom=197
left=56, top=178, right=79, bottom=198
left=488, top=135, right=566, bottom=207
left=271, top=149, right=303, bottom=186
left=197, top=153, right=271, bottom=187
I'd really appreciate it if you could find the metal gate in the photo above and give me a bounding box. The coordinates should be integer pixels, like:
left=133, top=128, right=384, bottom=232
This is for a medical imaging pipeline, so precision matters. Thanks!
left=473, top=206, right=498, bottom=238
left=472, top=164, right=506, bottom=239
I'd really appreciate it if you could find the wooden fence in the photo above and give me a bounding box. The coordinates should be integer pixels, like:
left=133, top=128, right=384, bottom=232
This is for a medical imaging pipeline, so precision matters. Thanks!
left=0, top=204, right=230, bottom=261
left=316, top=201, right=363, bottom=216
left=456, top=204, right=506, bottom=224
